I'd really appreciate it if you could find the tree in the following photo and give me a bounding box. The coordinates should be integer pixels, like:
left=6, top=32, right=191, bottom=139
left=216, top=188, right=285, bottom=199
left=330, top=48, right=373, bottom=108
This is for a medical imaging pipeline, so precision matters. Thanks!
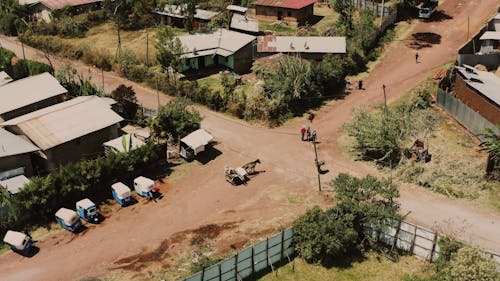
left=332, top=173, right=400, bottom=243
left=479, top=127, right=500, bottom=179
left=445, top=246, right=499, bottom=281
left=156, top=25, right=185, bottom=79
left=183, top=0, right=198, bottom=32
left=150, top=98, right=201, bottom=142
left=0, top=187, right=19, bottom=234
left=55, top=65, right=103, bottom=98
left=293, top=206, right=357, bottom=263
left=332, top=0, right=354, bottom=36
left=111, top=84, right=138, bottom=121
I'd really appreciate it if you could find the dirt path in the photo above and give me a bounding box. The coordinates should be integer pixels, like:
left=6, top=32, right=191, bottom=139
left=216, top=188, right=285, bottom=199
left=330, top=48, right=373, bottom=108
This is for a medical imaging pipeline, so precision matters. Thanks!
left=1, top=0, right=499, bottom=280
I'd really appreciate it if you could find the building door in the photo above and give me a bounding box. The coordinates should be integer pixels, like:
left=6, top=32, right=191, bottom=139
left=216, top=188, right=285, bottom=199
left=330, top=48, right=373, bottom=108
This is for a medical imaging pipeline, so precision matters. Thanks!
left=277, top=11, right=283, bottom=20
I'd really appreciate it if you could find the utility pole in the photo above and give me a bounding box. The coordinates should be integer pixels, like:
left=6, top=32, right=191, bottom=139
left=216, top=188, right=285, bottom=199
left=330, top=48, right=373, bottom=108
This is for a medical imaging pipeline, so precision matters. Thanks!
left=21, top=41, right=26, bottom=60
left=313, top=141, right=322, bottom=192
left=156, top=72, right=160, bottom=111
left=101, top=68, right=105, bottom=93
left=146, top=31, right=149, bottom=66
left=380, top=0, right=385, bottom=30
left=467, top=16, right=470, bottom=41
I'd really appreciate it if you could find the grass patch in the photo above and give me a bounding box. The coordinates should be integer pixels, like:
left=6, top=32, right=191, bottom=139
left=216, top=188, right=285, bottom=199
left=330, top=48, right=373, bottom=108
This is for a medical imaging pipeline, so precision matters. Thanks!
left=256, top=252, right=432, bottom=281
left=259, top=23, right=297, bottom=34
left=60, top=22, right=186, bottom=63
left=198, top=74, right=223, bottom=92
left=312, top=4, right=339, bottom=34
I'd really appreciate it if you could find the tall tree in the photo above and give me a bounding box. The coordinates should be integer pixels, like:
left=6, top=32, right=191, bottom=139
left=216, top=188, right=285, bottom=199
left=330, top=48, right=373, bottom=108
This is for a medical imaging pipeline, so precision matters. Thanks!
left=150, top=98, right=201, bottom=142
left=156, top=25, right=185, bottom=79
left=332, top=0, right=354, bottom=36
left=111, top=84, right=139, bottom=121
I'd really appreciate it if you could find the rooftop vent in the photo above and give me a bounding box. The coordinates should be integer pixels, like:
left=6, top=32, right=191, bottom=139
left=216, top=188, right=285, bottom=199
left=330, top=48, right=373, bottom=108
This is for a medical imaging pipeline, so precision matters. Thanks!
left=290, top=42, right=294, bottom=50
left=304, top=41, right=309, bottom=50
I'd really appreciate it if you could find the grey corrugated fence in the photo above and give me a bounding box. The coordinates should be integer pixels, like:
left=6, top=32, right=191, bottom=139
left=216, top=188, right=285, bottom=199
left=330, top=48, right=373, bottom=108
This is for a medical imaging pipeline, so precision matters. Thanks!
left=351, top=0, right=393, bottom=17
left=182, top=219, right=500, bottom=281
left=436, top=89, right=499, bottom=139
left=183, top=228, right=294, bottom=281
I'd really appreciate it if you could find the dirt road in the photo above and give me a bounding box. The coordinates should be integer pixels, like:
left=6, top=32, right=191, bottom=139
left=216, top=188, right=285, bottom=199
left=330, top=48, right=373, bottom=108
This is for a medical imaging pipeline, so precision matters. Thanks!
left=0, top=0, right=499, bottom=280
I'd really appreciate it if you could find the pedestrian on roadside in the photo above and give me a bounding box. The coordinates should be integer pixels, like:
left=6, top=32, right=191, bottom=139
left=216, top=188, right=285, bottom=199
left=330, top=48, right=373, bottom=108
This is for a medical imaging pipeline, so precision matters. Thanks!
left=345, top=78, right=351, bottom=90
left=306, top=126, right=311, bottom=141
left=300, top=126, right=306, bottom=141
left=311, top=130, right=317, bottom=143
left=358, top=80, right=363, bottom=90
left=308, top=112, right=315, bottom=123
left=415, top=52, right=419, bottom=63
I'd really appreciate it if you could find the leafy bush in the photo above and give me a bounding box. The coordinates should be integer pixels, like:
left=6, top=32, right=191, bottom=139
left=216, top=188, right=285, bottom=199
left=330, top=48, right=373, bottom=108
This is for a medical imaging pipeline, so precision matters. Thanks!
left=0, top=47, right=15, bottom=69
left=151, top=98, right=202, bottom=142
left=55, top=65, right=103, bottom=97
left=293, top=174, right=400, bottom=264
left=445, top=246, right=499, bottom=281
left=5, top=58, right=53, bottom=80
left=190, top=256, right=221, bottom=273
left=111, top=84, right=138, bottom=121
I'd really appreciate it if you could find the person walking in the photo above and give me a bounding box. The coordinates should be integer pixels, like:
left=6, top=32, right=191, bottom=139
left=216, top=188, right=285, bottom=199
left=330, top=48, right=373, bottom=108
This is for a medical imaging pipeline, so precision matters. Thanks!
left=306, top=126, right=311, bottom=141
left=311, top=130, right=317, bottom=143
left=358, top=80, right=363, bottom=90
left=415, top=52, right=419, bottom=63
left=300, top=126, right=306, bottom=141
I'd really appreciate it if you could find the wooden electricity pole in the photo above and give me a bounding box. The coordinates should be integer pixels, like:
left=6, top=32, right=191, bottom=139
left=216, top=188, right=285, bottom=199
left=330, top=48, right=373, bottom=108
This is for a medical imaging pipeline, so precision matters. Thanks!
left=313, top=141, right=321, bottom=192
left=382, top=84, right=388, bottom=116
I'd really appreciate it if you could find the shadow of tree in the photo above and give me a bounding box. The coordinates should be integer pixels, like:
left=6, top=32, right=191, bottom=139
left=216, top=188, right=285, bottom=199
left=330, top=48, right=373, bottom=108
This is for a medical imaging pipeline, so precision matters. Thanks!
left=430, top=10, right=453, bottom=22
left=407, top=32, right=442, bottom=49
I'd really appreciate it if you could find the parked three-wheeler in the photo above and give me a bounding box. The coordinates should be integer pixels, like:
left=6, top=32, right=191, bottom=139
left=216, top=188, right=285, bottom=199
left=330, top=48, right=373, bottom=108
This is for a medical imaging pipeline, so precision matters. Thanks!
left=76, top=198, right=101, bottom=223
left=111, top=182, right=132, bottom=206
left=133, top=176, right=159, bottom=200
left=55, top=208, right=82, bottom=232
left=3, top=230, right=34, bottom=255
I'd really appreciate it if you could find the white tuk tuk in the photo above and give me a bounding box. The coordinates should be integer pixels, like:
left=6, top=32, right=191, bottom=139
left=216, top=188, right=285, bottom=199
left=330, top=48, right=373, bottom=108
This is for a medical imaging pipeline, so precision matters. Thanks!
left=55, top=208, right=82, bottom=232
left=3, top=230, right=33, bottom=255
left=133, top=176, right=159, bottom=199
left=111, top=182, right=132, bottom=206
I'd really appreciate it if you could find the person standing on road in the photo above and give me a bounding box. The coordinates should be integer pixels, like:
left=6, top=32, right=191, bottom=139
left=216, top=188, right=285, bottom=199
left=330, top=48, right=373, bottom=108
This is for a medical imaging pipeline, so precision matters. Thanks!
left=306, top=126, right=311, bottom=141
left=415, top=52, right=419, bottom=63
left=311, top=130, right=317, bottom=143
left=300, top=126, right=306, bottom=141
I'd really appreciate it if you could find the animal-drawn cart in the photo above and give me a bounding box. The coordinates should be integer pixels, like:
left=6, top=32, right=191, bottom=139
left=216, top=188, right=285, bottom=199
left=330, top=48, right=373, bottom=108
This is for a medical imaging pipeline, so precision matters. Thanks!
left=224, top=159, right=261, bottom=185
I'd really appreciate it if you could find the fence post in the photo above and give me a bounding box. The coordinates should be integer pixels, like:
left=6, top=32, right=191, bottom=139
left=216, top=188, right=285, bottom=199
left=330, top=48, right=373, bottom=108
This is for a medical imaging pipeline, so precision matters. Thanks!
left=280, top=230, right=284, bottom=261
left=410, top=224, right=417, bottom=255
left=266, top=237, right=269, bottom=266
left=218, top=263, right=222, bottom=281
left=201, top=267, right=205, bottom=281
left=391, top=220, right=402, bottom=252
left=429, top=232, right=438, bottom=262
left=234, top=254, right=238, bottom=280
left=251, top=247, right=255, bottom=274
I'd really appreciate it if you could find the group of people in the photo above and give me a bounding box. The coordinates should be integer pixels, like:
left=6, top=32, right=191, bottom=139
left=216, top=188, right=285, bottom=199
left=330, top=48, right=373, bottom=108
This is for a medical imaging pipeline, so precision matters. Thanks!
left=345, top=79, right=363, bottom=90
left=300, top=125, right=317, bottom=142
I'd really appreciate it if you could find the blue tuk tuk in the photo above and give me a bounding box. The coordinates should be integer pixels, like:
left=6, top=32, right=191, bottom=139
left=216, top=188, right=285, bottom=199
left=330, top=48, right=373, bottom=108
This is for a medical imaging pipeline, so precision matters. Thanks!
left=55, top=208, right=82, bottom=232
left=3, top=230, right=34, bottom=255
left=76, top=198, right=100, bottom=223
left=111, top=182, right=132, bottom=206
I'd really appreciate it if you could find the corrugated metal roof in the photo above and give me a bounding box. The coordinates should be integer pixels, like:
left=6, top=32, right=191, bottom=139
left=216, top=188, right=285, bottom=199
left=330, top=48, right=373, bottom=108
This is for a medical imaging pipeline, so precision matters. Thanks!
left=456, top=66, right=500, bottom=106
left=103, top=133, right=146, bottom=153
left=0, top=72, right=67, bottom=116
left=0, top=71, right=13, bottom=87
left=479, top=31, right=500, bottom=40
left=253, top=0, right=317, bottom=9
left=494, top=13, right=500, bottom=20
left=0, top=128, right=39, bottom=158
left=0, top=175, right=30, bottom=194
left=257, top=35, right=346, bottom=53
left=227, top=5, right=248, bottom=13
left=177, top=29, right=256, bottom=58
left=154, top=4, right=217, bottom=20
left=231, top=14, right=259, bottom=33
left=1, top=96, right=123, bottom=150
left=39, top=0, right=102, bottom=10
left=181, top=129, right=213, bottom=150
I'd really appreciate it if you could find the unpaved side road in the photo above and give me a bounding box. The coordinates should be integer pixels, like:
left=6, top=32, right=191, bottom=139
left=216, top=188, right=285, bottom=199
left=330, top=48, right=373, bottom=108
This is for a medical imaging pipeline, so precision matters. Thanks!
left=0, top=0, right=499, bottom=280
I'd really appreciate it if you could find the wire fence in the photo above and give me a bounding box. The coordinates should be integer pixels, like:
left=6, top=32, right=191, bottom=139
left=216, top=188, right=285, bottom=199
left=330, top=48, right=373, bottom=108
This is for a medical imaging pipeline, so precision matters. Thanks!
left=181, top=219, right=500, bottom=281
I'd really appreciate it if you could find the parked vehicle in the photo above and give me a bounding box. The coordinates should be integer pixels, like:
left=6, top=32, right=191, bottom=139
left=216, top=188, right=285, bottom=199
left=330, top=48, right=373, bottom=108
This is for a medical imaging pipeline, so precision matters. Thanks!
left=111, top=182, right=132, bottom=206
left=3, top=230, right=34, bottom=255
left=55, top=208, right=82, bottom=232
left=76, top=198, right=101, bottom=223
left=419, top=1, right=438, bottom=19
left=133, top=176, right=159, bottom=200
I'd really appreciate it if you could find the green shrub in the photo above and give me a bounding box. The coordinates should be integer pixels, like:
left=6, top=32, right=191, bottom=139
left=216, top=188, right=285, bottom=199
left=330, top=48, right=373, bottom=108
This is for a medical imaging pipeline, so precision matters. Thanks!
left=6, top=58, right=52, bottom=80
left=190, top=256, right=221, bottom=273
left=86, top=10, right=108, bottom=26
left=0, top=47, right=15, bottom=69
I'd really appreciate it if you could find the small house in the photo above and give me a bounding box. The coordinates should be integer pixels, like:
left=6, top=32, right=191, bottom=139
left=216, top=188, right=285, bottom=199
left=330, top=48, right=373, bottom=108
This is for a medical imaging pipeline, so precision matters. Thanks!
left=176, top=29, right=256, bottom=74
left=1, top=96, right=123, bottom=172
left=253, top=0, right=317, bottom=26
left=179, top=129, right=214, bottom=159
left=479, top=31, right=500, bottom=54
left=0, top=72, right=67, bottom=122
left=27, top=0, right=103, bottom=22
left=153, top=4, right=218, bottom=31
left=257, top=35, right=346, bottom=59
left=0, top=128, right=39, bottom=177
left=230, top=14, right=259, bottom=35
left=0, top=175, right=30, bottom=195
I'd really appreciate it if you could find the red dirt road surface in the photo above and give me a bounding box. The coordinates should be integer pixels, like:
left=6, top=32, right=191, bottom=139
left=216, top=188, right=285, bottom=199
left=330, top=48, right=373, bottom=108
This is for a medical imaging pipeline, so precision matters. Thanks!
left=1, top=0, right=499, bottom=280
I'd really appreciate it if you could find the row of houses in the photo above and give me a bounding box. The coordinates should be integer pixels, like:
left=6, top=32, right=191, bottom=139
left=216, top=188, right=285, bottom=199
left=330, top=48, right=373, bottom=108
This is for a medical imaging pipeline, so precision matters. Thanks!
left=0, top=72, right=138, bottom=195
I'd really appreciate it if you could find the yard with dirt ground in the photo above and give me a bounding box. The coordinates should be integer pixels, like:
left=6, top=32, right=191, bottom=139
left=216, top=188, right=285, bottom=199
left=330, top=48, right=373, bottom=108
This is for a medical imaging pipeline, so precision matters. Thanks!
left=0, top=0, right=499, bottom=280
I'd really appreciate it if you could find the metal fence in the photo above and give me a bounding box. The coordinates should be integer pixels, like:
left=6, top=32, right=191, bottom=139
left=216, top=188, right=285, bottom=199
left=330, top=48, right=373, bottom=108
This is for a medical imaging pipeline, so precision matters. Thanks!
left=182, top=219, right=500, bottom=281
left=436, top=89, right=499, bottom=139
left=351, top=0, right=393, bottom=17
left=183, top=228, right=294, bottom=281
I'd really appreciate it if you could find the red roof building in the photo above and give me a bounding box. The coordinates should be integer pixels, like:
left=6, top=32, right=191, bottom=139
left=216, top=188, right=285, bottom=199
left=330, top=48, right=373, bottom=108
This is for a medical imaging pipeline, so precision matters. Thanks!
left=254, top=0, right=318, bottom=26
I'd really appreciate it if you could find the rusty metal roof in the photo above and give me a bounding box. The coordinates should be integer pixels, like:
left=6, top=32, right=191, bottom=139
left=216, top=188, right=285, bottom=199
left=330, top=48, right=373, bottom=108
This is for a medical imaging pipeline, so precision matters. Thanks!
left=39, top=0, right=102, bottom=10
left=253, top=0, right=317, bottom=9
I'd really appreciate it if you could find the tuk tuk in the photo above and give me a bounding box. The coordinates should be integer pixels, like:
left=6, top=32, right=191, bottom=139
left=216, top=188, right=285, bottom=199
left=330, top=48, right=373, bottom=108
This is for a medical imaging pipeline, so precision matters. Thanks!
left=55, top=208, right=82, bottom=232
left=76, top=198, right=100, bottom=223
left=111, top=182, right=132, bottom=206
left=133, top=176, right=159, bottom=200
left=3, top=230, right=33, bottom=255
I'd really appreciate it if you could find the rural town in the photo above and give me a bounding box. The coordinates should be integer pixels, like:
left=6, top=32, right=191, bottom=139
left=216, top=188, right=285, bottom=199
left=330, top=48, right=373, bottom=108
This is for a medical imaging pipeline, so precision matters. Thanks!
left=0, top=0, right=499, bottom=280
